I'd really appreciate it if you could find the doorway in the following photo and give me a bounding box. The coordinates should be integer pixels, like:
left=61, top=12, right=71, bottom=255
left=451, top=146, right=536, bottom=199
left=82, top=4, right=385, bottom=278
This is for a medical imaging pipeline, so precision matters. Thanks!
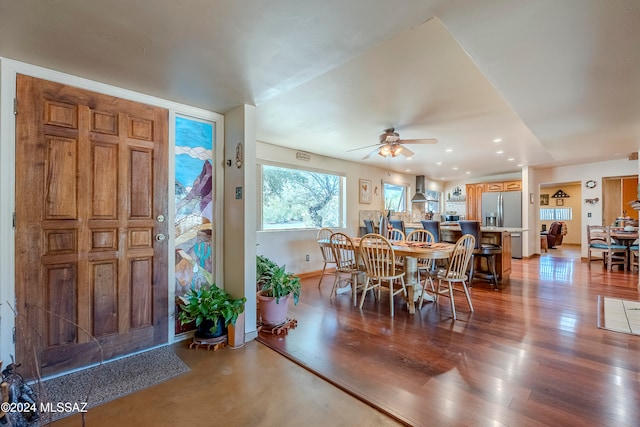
left=14, top=75, right=169, bottom=378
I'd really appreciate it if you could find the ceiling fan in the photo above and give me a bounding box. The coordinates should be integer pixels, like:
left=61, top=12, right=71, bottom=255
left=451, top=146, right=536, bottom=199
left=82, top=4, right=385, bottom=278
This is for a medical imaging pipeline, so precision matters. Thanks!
left=348, top=128, right=438, bottom=160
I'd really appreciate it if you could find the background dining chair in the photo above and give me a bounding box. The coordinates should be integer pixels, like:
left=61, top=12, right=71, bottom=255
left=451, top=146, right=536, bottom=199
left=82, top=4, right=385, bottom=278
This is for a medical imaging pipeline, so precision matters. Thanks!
left=459, top=220, right=501, bottom=289
left=630, top=240, right=639, bottom=273
left=389, top=220, right=406, bottom=235
left=329, top=232, right=364, bottom=305
left=359, top=234, right=406, bottom=317
left=420, top=220, right=441, bottom=242
left=316, top=227, right=336, bottom=288
left=605, top=226, right=628, bottom=271
left=423, top=233, right=475, bottom=320
left=587, top=225, right=608, bottom=268
left=406, top=229, right=436, bottom=297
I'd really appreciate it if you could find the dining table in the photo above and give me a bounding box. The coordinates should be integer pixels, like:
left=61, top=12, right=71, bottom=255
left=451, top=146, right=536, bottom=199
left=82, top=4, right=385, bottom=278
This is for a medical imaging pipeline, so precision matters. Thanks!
left=321, top=236, right=456, bottom=314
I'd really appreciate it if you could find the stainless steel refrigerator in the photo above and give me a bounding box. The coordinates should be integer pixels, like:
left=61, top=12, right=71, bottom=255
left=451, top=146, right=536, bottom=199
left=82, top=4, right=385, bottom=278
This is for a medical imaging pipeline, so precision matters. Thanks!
left=481, top=191, right=523, bottom=258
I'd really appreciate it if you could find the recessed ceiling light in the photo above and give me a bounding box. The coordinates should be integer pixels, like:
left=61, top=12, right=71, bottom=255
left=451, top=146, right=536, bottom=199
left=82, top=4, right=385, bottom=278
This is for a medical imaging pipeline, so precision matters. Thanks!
left=405, top=169, right=411, bottom=172
left=496, top=150, right=504, bottom=154
left=493, top=138, right=503, bottom=143
left=452, top=167, right=458, bottom=170
left=507, top=157, right=515, bottom=161
left=436, top=161, right=442, bottom=165
left=445, top=148, right=453, bottom=153
left=517, top=164, right=523, bottom=167
left=440, top=177, right=445, bottom=180
left=465, top=171, right=471, bottom=174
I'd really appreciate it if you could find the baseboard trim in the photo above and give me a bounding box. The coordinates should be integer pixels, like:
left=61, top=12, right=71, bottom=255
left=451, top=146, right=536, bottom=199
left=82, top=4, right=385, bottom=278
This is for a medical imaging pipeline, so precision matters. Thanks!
left=296, top=268, right=336, bottom=280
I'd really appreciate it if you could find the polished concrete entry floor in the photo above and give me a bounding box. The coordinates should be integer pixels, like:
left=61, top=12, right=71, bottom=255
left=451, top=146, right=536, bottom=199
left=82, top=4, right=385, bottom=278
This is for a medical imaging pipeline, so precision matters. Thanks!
left=52, top=341, right=398, bottom=427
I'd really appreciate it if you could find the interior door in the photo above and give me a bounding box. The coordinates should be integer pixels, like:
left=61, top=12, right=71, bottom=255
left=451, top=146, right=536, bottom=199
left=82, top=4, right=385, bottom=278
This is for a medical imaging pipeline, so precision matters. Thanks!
left=15, top=74, right=169, bottom=378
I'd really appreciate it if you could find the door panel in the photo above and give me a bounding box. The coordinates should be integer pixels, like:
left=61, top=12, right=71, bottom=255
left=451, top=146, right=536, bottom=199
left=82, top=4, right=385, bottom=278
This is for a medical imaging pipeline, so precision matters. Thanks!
left=15, top=74, right=168, bottom=378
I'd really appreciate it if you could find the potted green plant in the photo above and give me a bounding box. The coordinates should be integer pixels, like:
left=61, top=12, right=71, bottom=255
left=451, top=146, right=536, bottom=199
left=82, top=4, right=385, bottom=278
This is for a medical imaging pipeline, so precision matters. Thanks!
left=256, top=255, right=301, bottom=326
left=177, top=284, right=246, bottom=339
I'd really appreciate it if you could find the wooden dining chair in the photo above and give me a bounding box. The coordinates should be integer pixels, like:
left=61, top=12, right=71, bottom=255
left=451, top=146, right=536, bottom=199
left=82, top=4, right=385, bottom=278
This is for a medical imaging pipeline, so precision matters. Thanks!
left=358, top=233, right=406, bottom=317
left=587, top=225, right=608, bottom=268
left=316, top=227, right=336, bottom=288
left=387, top=228, right=405, bottom=242
left=606, top=226, right=629, bottom=271
left=329, top=232, right=364, bottom=306
left=406, top=229, right=436, bottom=296
left=588, top=225, right=627, bottom=270
left=422, top=233, right=475, bottom=320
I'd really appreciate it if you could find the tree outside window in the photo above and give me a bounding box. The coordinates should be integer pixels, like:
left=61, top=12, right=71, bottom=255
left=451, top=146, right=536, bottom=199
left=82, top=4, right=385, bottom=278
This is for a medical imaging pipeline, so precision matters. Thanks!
left=262, top=164, right=345, bottom=229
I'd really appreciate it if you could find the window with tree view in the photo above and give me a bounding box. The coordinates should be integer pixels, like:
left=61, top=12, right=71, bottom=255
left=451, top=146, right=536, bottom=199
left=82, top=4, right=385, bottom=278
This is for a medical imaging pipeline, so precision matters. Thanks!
left=261, top=164, right=345, bottom=230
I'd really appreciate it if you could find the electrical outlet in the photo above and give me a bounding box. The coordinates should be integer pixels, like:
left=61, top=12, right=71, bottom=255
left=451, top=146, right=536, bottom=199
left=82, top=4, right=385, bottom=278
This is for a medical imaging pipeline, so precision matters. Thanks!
left=305, top=254, right=310, bottom=261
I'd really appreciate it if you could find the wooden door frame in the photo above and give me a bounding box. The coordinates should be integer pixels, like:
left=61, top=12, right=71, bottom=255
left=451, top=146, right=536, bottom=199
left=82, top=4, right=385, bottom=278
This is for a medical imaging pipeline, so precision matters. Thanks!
left=0, top=59, right=225, bottom=372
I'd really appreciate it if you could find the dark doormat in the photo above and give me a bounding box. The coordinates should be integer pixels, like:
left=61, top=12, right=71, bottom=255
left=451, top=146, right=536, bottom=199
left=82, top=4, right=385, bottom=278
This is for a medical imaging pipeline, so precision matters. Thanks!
left=35, top=345, right=190, bottom=423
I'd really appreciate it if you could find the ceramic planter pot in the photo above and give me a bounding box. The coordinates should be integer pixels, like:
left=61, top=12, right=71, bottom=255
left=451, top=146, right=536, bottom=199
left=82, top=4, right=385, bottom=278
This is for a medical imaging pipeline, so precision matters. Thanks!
left=195, top=316, right=226, bottom=339
left=257, top=291, right=290, bottom=326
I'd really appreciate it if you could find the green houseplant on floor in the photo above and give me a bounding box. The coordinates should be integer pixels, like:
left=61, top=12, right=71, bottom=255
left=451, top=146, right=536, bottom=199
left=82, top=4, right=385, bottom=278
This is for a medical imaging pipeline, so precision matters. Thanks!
left=257, top=255, right=301, bottom=326
left=177, top=284, right=246, bottom=339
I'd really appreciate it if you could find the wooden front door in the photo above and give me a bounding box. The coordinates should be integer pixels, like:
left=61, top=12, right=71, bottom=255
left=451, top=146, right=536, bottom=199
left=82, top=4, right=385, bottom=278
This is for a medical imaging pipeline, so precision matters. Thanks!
left=15, top=75, right=169, bottom=378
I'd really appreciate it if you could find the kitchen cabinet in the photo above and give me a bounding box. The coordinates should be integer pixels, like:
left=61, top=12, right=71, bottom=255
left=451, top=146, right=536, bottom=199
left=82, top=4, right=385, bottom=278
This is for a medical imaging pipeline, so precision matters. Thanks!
left=465, top=183, right=484, bottom=220
left=504, top=180, right=522, bottom=191
left=485, top=180, right=521, bottom=192
left=485, top=182, right=504, bottom=192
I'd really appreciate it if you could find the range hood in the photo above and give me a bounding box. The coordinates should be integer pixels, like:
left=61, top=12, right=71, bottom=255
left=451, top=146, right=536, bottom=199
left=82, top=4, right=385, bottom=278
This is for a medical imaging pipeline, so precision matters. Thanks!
left=411, top=175, right=429, bottom=203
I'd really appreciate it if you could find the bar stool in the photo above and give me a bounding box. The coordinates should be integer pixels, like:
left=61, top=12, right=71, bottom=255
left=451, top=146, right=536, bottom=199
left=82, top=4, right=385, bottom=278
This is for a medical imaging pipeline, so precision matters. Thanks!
left=459, top=220, right=502, bottom=290
left=364, top=219, right=375, bottom=234
left=420, top=220, right=441, bottom=242
left=389, top=220, right=406, bottom=235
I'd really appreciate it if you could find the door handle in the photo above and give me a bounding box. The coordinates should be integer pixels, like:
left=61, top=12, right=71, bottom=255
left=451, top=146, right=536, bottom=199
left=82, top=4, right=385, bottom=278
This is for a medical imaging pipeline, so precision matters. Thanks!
left=155, top=233, right=166, bottom=242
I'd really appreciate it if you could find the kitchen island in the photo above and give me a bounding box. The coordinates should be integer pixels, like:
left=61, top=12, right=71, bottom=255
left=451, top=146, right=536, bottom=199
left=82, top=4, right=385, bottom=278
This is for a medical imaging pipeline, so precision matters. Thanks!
left=441, top=225, right=516, bottom=287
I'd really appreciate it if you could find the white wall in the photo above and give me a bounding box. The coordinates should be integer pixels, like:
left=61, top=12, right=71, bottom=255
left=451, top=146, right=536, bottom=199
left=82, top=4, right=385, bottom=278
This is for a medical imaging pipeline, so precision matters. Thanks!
left=255, top=142, right=442, bottom=274
left=224, top=105, right=257, bottom=340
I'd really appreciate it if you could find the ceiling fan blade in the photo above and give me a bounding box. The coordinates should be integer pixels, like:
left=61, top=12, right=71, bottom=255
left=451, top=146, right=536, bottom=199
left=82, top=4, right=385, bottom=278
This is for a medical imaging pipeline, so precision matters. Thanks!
left=362, top=146, right=382, bottom=160
left=347, top=143, right=380, bottom=152
left=399, top=146, right=415, bottom=157
left=399, top=138, right=438, bottom=144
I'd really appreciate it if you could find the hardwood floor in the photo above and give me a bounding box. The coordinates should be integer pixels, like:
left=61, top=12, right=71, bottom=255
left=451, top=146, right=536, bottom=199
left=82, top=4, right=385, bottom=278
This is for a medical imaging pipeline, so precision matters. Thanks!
left=53, top=255, right=640, bottom=426
left=259, top=256, right=640, bottom=426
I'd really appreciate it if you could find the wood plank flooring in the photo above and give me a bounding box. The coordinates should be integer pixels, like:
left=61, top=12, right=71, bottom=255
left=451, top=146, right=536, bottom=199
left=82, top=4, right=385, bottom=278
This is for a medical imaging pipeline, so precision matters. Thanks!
left=259, top=255, right=640, bottom=426
left=52, top=255, right=640, bottom=426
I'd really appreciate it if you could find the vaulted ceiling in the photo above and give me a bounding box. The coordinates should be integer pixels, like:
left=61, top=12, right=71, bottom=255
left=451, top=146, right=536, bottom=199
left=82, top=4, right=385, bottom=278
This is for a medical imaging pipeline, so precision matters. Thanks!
left=1, top=0, right=639, bottom=181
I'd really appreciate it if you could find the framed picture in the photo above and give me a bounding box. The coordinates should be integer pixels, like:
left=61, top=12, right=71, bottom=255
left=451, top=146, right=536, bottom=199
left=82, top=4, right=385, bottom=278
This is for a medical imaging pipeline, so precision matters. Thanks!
left=359, top=179, right=372, bottom=204
left=540, top=194, right=549, bottom=206
left=556, top=198, right=564, bottom=206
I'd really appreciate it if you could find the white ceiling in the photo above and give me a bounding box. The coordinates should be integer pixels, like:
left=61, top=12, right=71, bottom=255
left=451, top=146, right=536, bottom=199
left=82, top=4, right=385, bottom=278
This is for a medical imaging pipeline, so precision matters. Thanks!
left=1, top=0, right=639, bottom=181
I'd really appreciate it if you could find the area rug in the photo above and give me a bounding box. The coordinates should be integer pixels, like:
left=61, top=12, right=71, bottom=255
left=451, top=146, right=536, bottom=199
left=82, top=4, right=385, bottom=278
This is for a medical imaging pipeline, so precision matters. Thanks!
left=597, top=296, right=640, bottom=335
left=36, top=345, right=190, bottom=422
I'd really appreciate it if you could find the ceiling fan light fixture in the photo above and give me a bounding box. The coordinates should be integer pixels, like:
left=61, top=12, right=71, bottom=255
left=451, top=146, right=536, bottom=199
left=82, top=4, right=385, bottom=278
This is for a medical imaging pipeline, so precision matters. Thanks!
left=391, top=144, right=404, bottom=157
left=379, top=145, right=392, bottom=157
